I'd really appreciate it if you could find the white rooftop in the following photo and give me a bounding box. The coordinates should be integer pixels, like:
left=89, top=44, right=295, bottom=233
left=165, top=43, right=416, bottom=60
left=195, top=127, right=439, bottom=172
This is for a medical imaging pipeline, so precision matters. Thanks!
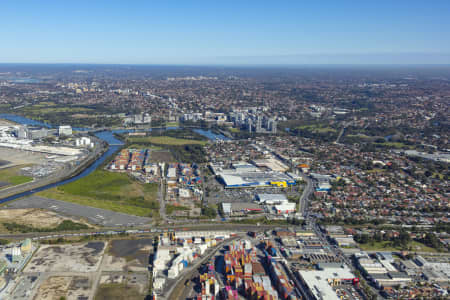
left=298, top=265, right=356, bottom=300
left=257, top=193, right=288, bottom=202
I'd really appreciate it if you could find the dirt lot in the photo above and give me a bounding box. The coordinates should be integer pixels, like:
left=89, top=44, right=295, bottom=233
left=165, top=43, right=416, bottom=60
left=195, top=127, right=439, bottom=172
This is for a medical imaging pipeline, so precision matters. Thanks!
left=99, top=273, right=148, bottom=294
left=34, top=276, right=71, bottom=300
left=0, top=208, right=92, bottom=230
left=25, top=242, right=106, bottom=273
left=0, top=118, right=16, bottom=126
left=34, top=276, right=92, bottom=300
left=103, top=239, right=153, bottom=272
left=109, top=239, right=153, bottom=264
left=94, top=282, right=147, bottom=300
left=149, top=150, right=175, bottom=162
left=0, top=148, right=48, bottom=169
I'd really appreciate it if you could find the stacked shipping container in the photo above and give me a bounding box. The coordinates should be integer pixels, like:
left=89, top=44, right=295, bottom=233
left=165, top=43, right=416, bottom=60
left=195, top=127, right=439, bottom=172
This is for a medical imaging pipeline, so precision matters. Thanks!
left=222, top=240, right=279, bottom=300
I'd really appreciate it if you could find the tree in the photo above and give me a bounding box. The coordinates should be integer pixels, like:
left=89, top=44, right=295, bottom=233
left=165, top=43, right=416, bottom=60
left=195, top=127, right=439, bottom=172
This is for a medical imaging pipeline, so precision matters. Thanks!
left=202, top=206, right=217, bottom=218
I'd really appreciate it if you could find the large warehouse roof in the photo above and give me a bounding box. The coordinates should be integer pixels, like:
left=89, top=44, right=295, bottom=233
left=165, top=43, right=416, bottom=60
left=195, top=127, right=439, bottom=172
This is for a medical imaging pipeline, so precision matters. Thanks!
left=298, top=265, right=356, bottom=300
left=219, top=171, right=295, bottom=188
left=256, top=193, right=288, bottom=203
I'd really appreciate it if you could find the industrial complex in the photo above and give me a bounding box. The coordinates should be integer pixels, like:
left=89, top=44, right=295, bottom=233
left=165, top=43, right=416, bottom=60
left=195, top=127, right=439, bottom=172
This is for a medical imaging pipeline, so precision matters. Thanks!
left=211, top=162, right=296, bottom=189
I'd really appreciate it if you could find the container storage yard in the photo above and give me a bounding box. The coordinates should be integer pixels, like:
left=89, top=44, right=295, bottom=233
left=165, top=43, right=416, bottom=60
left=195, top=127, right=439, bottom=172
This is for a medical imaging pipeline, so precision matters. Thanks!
left=109, top=148, right=162, bottom=183
left=152, top=230, right=231, bottom=297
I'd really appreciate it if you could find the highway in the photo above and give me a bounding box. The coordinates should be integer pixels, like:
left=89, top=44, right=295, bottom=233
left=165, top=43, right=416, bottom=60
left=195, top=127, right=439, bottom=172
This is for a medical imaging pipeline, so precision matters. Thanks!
left=298, top=173, right=314, bottom=217
left=298, top=169, right=378, bottom=299
left=311, top=221, right=381, bottom=300
left=159, top=178, right=167, bottom=222
left=334, top=121, right=351, bottom=144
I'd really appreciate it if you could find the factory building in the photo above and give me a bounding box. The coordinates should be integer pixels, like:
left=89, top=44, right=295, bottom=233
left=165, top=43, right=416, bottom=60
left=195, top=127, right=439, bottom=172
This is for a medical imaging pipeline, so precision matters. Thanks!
left=15, top=126, right=53, bottom=140
left=273, top=202, right=296, bottom=214
left=58, top=125, right=72, bottom=136
left=16, top=126, right=28, bottom=139
left=219, top=172, right=295, bottom=188
left=75, top=137, right=93, bottom=148
left=215, top=162, right=295, bottom=189
left=256, top=194, right=288, bottom=205
left=298, top=264, right=359, bottom=300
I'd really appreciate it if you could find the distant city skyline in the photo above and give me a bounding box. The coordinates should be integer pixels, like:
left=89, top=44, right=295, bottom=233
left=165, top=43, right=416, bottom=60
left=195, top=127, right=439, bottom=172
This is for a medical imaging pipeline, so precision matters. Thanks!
left=2, top=0, right=450, bottom=64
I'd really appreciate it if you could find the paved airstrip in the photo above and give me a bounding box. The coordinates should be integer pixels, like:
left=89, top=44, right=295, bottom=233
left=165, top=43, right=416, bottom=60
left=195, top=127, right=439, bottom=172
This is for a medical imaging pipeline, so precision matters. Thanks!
left=3, top=196, right=151, bottom=227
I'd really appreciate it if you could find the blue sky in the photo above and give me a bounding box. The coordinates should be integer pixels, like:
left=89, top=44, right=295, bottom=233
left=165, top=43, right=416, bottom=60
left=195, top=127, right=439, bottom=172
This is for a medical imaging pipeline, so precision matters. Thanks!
left=1, top=1, right=450, bottom=64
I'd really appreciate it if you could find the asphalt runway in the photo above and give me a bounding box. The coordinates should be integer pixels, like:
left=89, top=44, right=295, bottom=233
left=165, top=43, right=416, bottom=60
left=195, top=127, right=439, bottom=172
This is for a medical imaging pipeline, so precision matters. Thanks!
left=0, top=181, right=9, bottom=188
left=0, top=160, right=10, bottom=167
left=3, top=196, right=152, bottom=227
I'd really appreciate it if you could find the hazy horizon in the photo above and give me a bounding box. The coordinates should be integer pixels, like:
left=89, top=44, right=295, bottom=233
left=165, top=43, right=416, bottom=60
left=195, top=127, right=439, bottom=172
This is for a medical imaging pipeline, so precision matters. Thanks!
left=2, top=1, right=450, bottom=65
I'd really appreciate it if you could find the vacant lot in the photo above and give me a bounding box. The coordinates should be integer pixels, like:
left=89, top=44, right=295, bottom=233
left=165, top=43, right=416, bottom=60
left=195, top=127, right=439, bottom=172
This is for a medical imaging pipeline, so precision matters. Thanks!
left=0, top=164, right=33, bottom=188
left=34, top=276, right=92, bottom=300
left=129, top=136, right=207, bottom=146
left=95, top=283, right=145, bottom=300
left=38, top=170, right=159, bottom=217
left=108, top=239, right=153, bottom=267
left=148, top=150, right=176, bottom=162
left=296, top=124, right=337, bottom=133
left=25, top=242, right=106, bottom=273
left=0, top=118, right=15, bottom=126
left=103, top=238, right=154, bottom=272
left=0, top=147, right=48, bottom=168
left=127, top=144, right=163, bottom=150
left=5, top=196, right=151, bottom=227
left=165, top=121, right=180, bottom=127
left=357, top=240, right=438, bottom=252
left=0, top=208, right=91, bottom=231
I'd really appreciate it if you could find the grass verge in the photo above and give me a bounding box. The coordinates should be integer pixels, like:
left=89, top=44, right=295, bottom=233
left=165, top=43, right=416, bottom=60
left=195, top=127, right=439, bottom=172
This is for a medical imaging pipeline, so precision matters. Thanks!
left=0, top=165, right=33, bottom=188
left=37, top=170, right=159, bottom=218
left=3, top=220, right=90, bottom=233
left=357, top=240, right=438, bottom=252
left=128, top=136, right=207, bottom=146
left=95, top=283, right=144, bottom=300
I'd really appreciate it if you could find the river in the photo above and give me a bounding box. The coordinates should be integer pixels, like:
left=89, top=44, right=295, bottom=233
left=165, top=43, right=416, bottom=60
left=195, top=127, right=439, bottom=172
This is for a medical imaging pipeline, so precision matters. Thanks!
left=0, top=131, right=121, bottom=204
left=0, top=114, right=230, bottom=141
left=0, top=114, right=230, bottom=203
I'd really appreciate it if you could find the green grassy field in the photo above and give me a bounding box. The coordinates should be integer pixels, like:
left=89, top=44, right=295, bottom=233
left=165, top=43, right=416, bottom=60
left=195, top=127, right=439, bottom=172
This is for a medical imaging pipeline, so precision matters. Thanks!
left=0, top=165, right=33, bottom=189
left=95, top=283, right=145, bottom=300
left=296, top=124, right=337, bottom=133
left=127, top=144, right=163, bottom=150
left=165, top=121, right=180, bottom=127
left=128, top=136, right=207, bottom=146
left=366, top=168, right=385, bottom=173
left=22, top=105, right=93, bottom=114
left=373, top=141, right=414, bottom=149
left=37, top=170, right=159, bottom=218
left=433, top=172, right=444, bottom=180
left=357, top=240, right=438, bottom=252
left=166, top=204, right=190, bottom=215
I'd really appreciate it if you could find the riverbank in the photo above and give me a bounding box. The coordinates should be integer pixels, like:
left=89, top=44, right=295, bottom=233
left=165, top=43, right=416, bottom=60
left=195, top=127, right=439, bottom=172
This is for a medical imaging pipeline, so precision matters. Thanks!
left=0, top=114, right=229, bottom=206
left=0, top=137, right=109, bottom=202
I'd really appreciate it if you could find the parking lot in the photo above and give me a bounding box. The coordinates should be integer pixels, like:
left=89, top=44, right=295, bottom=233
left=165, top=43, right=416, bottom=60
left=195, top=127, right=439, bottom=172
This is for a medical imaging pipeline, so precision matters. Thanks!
left=334, top=285, right=364, bottom=300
